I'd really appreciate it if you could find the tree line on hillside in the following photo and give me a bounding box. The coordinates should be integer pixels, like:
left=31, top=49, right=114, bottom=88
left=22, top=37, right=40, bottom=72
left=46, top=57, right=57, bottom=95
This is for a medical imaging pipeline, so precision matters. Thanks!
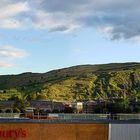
left=0, top=69, right=140, bottom=114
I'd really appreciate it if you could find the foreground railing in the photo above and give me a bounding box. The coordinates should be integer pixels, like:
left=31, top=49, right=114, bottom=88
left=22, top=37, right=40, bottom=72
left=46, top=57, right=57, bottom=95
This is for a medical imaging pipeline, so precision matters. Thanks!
left=59, top=113, right=140, bottom=120
left=110, top=114, right=140, bottom=120
left=0, top=113, right=140, bottom=121
left=0, top=113, right=20, bottom=118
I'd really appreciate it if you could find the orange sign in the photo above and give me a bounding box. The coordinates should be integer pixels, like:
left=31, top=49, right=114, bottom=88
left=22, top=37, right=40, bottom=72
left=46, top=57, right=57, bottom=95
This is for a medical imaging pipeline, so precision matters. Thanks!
left=0, top=128, right=27, bottom=139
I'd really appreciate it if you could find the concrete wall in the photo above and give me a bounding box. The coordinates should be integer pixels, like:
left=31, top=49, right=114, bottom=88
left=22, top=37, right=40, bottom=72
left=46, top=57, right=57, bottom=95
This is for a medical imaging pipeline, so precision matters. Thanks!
left=0, top=123, right=108, bottom=140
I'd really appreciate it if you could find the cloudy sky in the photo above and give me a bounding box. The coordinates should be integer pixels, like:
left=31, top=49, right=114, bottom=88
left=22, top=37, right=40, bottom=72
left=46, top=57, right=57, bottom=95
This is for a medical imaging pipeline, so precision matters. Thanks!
left=0, top=0, right=140, bottom=75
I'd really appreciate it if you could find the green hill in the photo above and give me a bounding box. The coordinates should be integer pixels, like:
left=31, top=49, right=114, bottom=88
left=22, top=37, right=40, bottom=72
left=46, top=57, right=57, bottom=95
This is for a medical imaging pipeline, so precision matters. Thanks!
left=0, top=62, right=140, bottom=101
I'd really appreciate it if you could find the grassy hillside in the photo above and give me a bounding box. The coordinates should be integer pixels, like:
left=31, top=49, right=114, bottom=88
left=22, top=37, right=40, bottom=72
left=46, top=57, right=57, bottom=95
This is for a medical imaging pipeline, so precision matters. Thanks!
left=0, top=62, right=140, bottom=101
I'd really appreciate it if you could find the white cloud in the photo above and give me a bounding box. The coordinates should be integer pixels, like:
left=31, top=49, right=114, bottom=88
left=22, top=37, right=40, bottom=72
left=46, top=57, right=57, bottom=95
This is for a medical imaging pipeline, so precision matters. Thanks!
left=0, top=19, right=21, bottom=29
left=34, top=11, right=80, bottom=32
left=0, top=0, right=140, bottom=40
left=0, top=1, right=29, bottom=28
left=129, top=36, right=140, bottom=43
left=26, top=0, right=140, bottom=40
left=0, top=62, right=15, bottom=68
left=0, top=2, right=29, bottom=18
left=0, top=46, right=27, bottom=58
left=99, top=26, right=114, bottom=34
left=0, top=45, right=27, bottom=68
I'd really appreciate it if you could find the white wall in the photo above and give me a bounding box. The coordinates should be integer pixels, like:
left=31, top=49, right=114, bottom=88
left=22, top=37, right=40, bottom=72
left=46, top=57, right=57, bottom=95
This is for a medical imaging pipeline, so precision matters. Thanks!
left=109, top=123, right=140, bottom=140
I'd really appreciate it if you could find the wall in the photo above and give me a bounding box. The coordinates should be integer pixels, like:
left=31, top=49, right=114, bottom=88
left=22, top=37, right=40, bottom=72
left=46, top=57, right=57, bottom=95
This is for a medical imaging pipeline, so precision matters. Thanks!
left=0, top=123, right=108, bottom=140
left=109, top=123, right=140, bottom=140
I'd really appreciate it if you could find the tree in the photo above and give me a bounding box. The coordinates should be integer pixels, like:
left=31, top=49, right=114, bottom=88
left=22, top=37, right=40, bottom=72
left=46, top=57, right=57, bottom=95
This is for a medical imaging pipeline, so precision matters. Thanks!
left=107, top=97, right=130, bottom=113
left=13, top=95, right=30, bottom=113
left=46, top=110, right=52, bottom=113
left=93, top=106, right=102, bottom=113
left=13, top=108, right=20, bottom=113
left=5, top=108, right=13, bottom=113
left=34, top=109, right=39, bottom=115
left=122, top=93, right=130, bottom=112
left=36, top=94, right=47, bottom=100
left=0, top=106, right=3, bottom=113
left=73, top=83, right=85, bottom=101
left=64, top=107, right=74, bottom=113
left=39, top=109, right=46, bottom=115
left=52, top=109, right=60, bottom=113
left=0, top=108, right=3, bottom=113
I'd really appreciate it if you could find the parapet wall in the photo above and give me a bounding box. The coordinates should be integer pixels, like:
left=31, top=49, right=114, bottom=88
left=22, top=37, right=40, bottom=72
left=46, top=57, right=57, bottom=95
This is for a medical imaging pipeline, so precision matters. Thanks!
left=0, top=123, right=108, bottom=140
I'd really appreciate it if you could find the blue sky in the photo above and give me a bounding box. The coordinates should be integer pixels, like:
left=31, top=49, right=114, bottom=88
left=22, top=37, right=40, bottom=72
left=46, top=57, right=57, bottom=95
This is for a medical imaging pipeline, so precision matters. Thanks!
left=0, top=0, right=140, bottom=75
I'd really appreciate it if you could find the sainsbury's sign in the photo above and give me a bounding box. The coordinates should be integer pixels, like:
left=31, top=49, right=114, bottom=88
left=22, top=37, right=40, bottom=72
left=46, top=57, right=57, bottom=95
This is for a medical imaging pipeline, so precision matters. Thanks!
left=0, top=128, right=27, bottom=139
